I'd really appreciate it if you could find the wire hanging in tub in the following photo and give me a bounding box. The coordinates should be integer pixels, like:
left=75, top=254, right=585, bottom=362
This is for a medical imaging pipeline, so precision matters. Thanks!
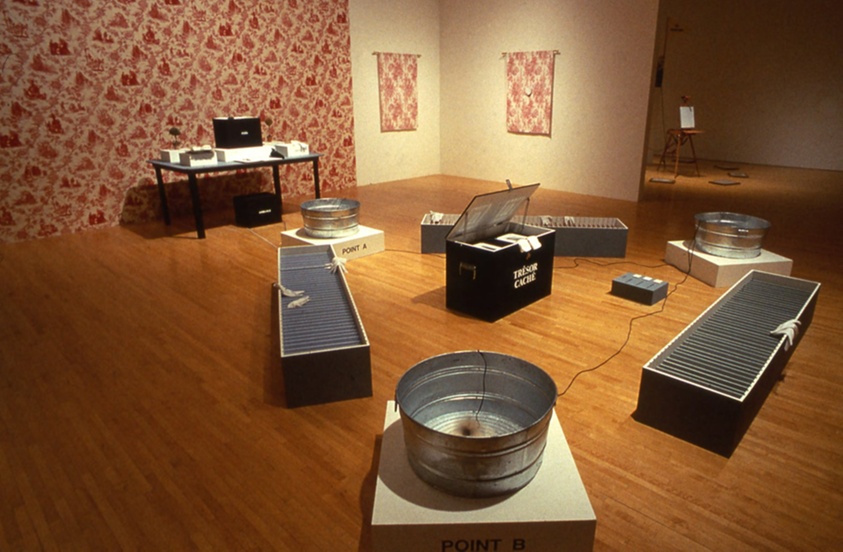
left=470, top=350, right=490, bottom=431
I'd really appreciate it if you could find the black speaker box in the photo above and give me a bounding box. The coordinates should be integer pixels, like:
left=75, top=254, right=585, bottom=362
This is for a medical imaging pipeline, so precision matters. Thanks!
left=213, top=116, right=263, bottom=149
left=233, top=193, right=281, bottom=227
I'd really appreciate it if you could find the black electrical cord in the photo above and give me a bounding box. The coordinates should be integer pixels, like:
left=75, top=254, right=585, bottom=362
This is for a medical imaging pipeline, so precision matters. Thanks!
left=474, top=350, right=489, bottom=423
left=554, top=257, right=669, bottom=271
left=384, top=247, right=439, bottom=257
left=556, top=232, right=698, bottom=397
left=246, top=226, right=280, bottom=248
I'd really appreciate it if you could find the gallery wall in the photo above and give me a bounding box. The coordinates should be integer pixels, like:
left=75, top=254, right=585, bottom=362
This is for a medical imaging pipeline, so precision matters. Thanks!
left=349, top=0, right=441, bottom=186
left=648, top=0, right=843, bottom=170
left=0, top=0, right=357, bottom=242
left=438, top=0, right=660, bottom=201
left=5, top=1, right=838, bottom=243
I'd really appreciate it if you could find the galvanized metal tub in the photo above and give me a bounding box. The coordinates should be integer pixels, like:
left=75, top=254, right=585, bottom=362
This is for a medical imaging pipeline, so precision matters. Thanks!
left=694, top=212, right=770, bottom=258
left=301, top=198, right=360, bottom=238
left=395, top=351, right=557, bottom=498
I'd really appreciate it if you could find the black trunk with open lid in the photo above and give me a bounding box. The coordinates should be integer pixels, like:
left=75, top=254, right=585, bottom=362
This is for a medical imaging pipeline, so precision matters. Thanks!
left=445, top=183, right=555, bottom=321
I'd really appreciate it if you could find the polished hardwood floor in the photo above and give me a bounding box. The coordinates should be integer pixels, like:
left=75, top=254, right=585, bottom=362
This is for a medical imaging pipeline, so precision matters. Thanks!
left=1, top=161, right=841, bottom=550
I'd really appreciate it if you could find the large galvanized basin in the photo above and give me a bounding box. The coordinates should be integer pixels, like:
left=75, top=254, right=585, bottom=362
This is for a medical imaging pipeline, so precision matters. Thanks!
left=301, top=198, right=360, bottom=238
left=395, top=351, right=557, bottom=498
left=694, top=212, right=770, bottom=258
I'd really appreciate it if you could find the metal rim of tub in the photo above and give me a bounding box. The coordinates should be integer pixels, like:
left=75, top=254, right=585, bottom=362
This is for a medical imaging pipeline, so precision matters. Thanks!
left=301, top=198, right=360, bottom=238
left=694, top=211, right=771, bottom=259
left=395, top=350, right=557, bottom=498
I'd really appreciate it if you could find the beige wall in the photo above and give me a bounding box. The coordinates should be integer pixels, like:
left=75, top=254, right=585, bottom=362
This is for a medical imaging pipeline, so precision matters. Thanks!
left=349, top=0, right=441, bottom=186
left=439, top=0, right=659, bottom=201
left=350, top=0, right=659, bottom=201
left=649, top=0, right=843, bottom=171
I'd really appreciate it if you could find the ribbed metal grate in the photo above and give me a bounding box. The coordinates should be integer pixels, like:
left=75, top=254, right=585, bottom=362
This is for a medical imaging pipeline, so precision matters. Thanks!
left=279, top=249, right=365, bottom=355
left=652, top=279, right=813, bottom=400
left=527, top=215, right=626, bottom=229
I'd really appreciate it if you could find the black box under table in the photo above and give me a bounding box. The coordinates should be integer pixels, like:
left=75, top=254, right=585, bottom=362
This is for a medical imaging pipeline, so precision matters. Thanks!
left=234, top=192, right=281, bottom=227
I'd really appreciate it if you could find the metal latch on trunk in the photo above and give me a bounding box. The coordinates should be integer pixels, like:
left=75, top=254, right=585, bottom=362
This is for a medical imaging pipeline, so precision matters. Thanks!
left=459, top=262, right=477, bottom=280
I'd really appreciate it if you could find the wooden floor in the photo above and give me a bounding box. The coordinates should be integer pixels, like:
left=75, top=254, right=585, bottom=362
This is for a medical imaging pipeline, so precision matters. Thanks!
left=1, top=161, right=841, bottom=551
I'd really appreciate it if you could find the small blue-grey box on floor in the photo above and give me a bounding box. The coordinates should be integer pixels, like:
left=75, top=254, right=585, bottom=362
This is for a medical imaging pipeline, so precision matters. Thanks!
left=611, top=272, right=668, bottom=305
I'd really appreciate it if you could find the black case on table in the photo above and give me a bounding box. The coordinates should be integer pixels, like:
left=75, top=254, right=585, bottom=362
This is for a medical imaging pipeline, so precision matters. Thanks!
left=213, top=116, right=263, bottom=149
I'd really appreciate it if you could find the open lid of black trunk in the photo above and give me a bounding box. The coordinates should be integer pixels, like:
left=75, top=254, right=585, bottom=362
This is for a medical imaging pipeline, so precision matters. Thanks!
left=446, top=183, right=540, bottom=244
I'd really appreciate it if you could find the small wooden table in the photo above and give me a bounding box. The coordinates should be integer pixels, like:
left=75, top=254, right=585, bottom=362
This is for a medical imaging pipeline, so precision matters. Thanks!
left=659, top=128, right=703, bottom=177
left=148, top=153, right=322, bottom=239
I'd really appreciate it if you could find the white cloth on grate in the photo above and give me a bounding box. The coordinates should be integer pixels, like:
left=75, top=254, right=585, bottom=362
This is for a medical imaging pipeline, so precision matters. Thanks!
left=287, top=296, right=311, bottom=309
left=327, top=256, right=348, bottom=274
left=770, top=319, right=800, bottom=350
left=277, top=283, right=305, bottom=298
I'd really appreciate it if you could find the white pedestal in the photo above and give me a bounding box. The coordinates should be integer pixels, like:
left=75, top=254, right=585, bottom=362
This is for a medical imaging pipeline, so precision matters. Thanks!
left=281, top=225, right=384, bottom=261
left=372, top=401, right=596, bottom=552
left=665, top=240, right=793, bottom=288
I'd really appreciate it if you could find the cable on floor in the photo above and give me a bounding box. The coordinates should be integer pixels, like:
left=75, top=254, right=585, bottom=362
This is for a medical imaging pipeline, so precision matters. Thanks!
left=247, top=227, right=281, bottom=249
left=554, top=257, right=669, bottom=270
left=556, top=232, right=699, bottom=397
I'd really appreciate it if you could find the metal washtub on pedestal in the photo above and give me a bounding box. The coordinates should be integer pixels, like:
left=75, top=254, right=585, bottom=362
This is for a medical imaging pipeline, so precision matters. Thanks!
left=277, top=244, right=372, bottom=407
left=300, top=198, right=360, bottom=239
left=694, top=212, right=770, bottom=259
left=395, top=351, right=557, bottom=498
left=634, top=270, right=820, bottom=456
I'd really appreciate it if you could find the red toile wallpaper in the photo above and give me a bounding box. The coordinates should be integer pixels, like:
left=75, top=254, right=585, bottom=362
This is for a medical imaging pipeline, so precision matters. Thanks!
left=506, top=50, right=556, bottom=136
left=376, top=53, right=419, bottom=132
left=0, top=0, right=356, bottom=242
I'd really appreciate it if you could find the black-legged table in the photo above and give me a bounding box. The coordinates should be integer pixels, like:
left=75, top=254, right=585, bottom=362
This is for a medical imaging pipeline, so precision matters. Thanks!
left=148, top=153, right=322, bottom=239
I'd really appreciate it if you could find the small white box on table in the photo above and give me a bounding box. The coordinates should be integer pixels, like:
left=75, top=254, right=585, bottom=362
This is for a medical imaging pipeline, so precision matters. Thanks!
left=159, top=149, right=185, bottom=163
left=178, top=147, right=217, bottom=167
left=272, top=141, right=309, bottom=158
left=214, top=145, right=274, bottom=163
